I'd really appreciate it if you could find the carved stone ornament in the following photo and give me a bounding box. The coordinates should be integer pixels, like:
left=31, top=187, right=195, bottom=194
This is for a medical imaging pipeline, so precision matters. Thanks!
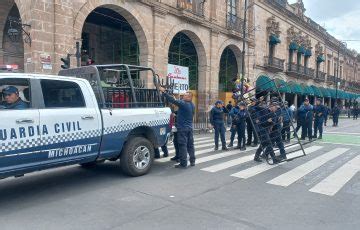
left=267, top=16, right=281, bottom=36
left=303, top=35, right=312, bottom=49
left=315, top=42, right=324, bottom=55
left=287, top=26, right=297, bottom=43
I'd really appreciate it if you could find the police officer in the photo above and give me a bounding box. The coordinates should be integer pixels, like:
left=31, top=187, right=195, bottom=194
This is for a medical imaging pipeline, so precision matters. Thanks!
left=235, top=102, right=247, bottom=150
left=331, top=104, right=340, bottom=127
left=298, top=98, right=313, bottom=141
left=253, top=101, right=280, bottom=164
left=281, top=101, right=293, bottom=142
left=1, top=86, right=28, bottom=109
left=210, top=100, right=228, bottom=151
left=159, top=88, right=195, bottom=168
left=246, top=98, right=259, bottom=147
left=228, top=103, right=240, bottom=147
left=313, top=98, right=326, bottom=139
left=269, top=101, right=287, bottom=160
left=323, top=103, right=330, bottom=126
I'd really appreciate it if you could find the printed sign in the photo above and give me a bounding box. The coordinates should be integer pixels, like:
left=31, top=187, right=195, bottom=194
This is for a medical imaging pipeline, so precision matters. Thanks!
left=40, top=53, right=51, bottom=64
left=167, top=64, right=189, bottom=94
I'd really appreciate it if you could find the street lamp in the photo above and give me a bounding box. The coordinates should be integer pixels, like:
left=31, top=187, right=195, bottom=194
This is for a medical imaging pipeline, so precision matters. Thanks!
left=335, top=41, right=347, bottom=105
left=240, top=0, right=248, bottom=97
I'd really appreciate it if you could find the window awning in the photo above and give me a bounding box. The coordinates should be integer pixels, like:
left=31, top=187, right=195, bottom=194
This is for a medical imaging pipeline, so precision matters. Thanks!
left=317, top=55, right=325, bottom=63
left=256, top=75, right=276, bottom=92
left=269, top=34, right=281, bottom=45
left=298, top=46, right=306, bottom=54
left=311, top=85, right=323, bottom=97
left=305, top=49, right=312, bottom=57
left=319, top=87, right=331, bottom=98
left=301, top=84, right=315, bottom=96
left=289, top=42, right=298, bottom=50
left=288, top=82, right=303, bottom=94
left=274, top=79, right=291, bottom=93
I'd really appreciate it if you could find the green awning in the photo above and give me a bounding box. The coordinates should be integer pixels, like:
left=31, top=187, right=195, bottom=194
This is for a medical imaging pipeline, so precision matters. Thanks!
left=311, top=86, right=323, bottom=97
left=301, top=84, right=315, bottom=96
left=274, top=79, right=291, bottom=93
left=269, top=35, right=281, bottom=45
left=289, top=42, right=298, bottom=50
left=288, top=82, right=303, bottom=94
left=305, top=49, right=312, bottom=57
left=256, top=75, right=275, bottom=91
left=328, top=89, right=336, bottom=98
left=298, top=46, right=306, bottom=54
left=317, top=55, right=325, bottom=63
left=319, top=87, right=331, bottom=98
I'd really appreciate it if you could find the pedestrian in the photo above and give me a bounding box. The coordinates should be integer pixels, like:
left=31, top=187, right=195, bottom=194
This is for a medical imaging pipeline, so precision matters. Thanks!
left=298, top=98, right=313, bottom=141
left=228, top=103, right=240, bottom=147
left=234, top=102, right=247, bottom=150
left=313, top=98, right=326, bottom=139
left=269, top=101, right=287, bottom=160
left=226, top=101, right=233, bottom=127
left=331, top=104, right=340, bottom=127
left=253, top=101, right=280, bottom=164
left=353, top=105, right=359, bottom=120
left=246, top=98, right=259, bottom=147
left=281, top=101, right=293, bottom=143
left=159, top=87, right=195, bottom=168
left=323, top=103, right=330, bottom=126
left=210, top=100, right=228, bottom=151
left=169, top=110, right=181, bottom=162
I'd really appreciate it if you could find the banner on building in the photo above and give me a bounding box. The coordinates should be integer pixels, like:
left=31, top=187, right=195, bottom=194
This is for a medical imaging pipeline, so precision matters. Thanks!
left=167, top=64, right=189, bottom=94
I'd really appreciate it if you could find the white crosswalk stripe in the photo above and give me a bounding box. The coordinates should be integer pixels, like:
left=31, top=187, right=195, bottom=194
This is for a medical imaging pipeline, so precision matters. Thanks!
left=230, top=146, right=323, bottom=179
left=201, top=144, right=300, bottom=173
left=309, top=155, right=360, bottom=196
left=196, top=147, right=257, bottom=164
left=267, top=148, right=349, bottom=187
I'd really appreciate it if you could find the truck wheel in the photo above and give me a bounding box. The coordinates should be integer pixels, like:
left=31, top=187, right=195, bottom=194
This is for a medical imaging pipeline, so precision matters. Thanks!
left=120, top=136, right=154, bottom=177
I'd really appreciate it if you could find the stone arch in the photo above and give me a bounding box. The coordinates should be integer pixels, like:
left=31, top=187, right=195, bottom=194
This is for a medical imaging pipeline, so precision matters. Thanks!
left=217, top=39, right=242, bottom=73
left=163, top=24, right=208, bottom=93
left=73, top=0, right=151, bottom=66
left=0, top=0, right=27, bottom=71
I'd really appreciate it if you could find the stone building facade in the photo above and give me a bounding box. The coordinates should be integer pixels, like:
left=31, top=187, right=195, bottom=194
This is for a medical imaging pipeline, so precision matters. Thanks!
left=0, top=0, right=359, bottom=114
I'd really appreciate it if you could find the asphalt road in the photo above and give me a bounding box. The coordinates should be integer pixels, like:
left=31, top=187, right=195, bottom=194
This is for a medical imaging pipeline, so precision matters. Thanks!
left=0, top=119, right=359, bottom=230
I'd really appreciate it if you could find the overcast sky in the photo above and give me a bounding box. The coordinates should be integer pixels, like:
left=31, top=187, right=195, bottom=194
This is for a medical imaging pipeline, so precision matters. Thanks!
left=288, top=0, right=360, bottom=52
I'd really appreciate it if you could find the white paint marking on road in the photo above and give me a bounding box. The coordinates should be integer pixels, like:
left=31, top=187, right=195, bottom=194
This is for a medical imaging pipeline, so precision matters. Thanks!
left=230, top=146, right=323, bottom=179
left=196, top=147, right=257, bottom=164
left=168, top=140, right=238, bottom=154
left=267, top=148, right=349, bottom=187
left=167, top=138, right=214, bottom=150
left=201, top=144, right=300, bottom=173
left=309, top=155, right=360, bottom=196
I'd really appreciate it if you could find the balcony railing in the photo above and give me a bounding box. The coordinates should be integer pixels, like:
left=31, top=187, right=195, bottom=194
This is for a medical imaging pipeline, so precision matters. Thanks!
left=264, top=56, right=285, bottom=72
left=287, top=63, right=315, bottom=79
left=327, top=75, right=335, bottom=84
left=177, top=0, right=205, bottom=17
left=315, top=71, right=326, bottom=82
left=226, top=13, right=244, bottom=33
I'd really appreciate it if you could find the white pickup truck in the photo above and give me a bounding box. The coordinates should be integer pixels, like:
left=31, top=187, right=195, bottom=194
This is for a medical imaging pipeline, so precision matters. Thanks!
left=0, top=64, right=171, bottom=179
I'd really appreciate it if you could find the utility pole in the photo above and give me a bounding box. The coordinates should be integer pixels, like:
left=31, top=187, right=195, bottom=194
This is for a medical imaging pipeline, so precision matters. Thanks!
left=240, top=0, right=248, bottom=97
left=336, top=41, right=347, bottom=106
left=76, top=41, right=81, bottom=67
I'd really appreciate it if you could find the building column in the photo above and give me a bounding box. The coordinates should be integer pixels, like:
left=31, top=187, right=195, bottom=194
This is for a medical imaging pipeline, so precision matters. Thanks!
left=294, top=94, right=298, bottom=108
left=329, top=98, right=332, bottom=108
left=282, top=93, right=285, bottom=102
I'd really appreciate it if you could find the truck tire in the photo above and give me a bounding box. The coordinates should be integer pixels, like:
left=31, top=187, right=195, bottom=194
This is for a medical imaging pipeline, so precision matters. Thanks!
left=120, top=136, right=154, bottom=177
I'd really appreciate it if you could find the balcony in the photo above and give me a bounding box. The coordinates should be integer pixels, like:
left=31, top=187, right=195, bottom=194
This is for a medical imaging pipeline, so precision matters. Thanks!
left=287, top=63, right=304, bottom=77
left=304, top=68, right=315, bottom=79
left=226, top=13, right=244, bottom=33
left=314, top=71, right=326, bottom=82
left=264, top=57, right=285, bottom=72
left=326, top=75, right=335, bottom=84
left=177, top=0, right=205, bottom=17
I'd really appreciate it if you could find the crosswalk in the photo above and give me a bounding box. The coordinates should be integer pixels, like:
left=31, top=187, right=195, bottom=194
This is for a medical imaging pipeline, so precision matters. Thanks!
left=156, top=135, right=360, bottom=197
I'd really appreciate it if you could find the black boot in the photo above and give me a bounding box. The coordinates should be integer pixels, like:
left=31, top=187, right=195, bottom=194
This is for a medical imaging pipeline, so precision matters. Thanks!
left=228, top=143, right=233, bottom=147
left=222, top=146, right=228, bottom=151
left=214, top=146, right=219, bottom=151
left=254, top=157, right=262, bottom=162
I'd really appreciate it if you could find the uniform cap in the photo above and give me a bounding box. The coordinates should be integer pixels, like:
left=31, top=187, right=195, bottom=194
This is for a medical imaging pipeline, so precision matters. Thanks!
left=316, top=98, right=322, bottom=101
left=2, top=86, right=18, bottom=95
left=215, top=100, right=223, bottom=105
left=304, top=98, right=309, bottom=101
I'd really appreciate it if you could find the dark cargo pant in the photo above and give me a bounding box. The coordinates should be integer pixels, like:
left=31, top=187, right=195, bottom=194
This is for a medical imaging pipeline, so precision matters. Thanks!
left=177, top=130, right=195, bottom=167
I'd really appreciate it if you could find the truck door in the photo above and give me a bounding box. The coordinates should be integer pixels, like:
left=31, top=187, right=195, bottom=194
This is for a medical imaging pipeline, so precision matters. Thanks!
left=38, top=79, right=102, bottom=165
left=0, top=77, right=41, bottom=176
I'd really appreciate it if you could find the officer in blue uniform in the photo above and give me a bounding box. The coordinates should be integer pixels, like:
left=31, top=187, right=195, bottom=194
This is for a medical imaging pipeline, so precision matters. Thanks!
left=269, top=101, right=287, bottom=160
left=160, top=88, right=195, bottom=168
left=246, top=98, right=259, bottom=147
left=210, top=100, right=228, bottom=151
left=228, top=103, right=240, bottom=147
left=235, top=102, right=247, bottom=150
left=331, top=104, right=340, bottom=127
left=281, top=101, right=293, bottom=142
left=298, top=98, right=313, bottom=141
left=253, top=102, right=280, bottom=164
left=1, top=86, right=28, bottom=109
left=313, top=98, right=326, bottom=139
